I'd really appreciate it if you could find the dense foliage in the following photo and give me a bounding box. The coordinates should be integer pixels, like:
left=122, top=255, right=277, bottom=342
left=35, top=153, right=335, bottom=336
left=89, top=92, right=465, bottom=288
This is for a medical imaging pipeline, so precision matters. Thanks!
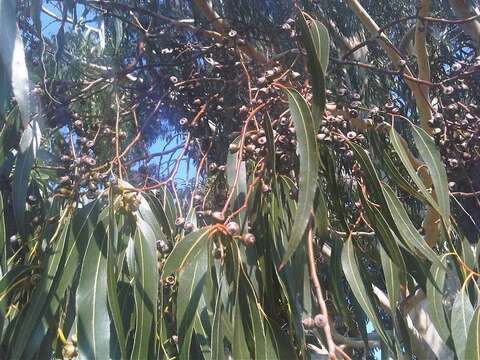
left=0, top=0, right=480, bottom=359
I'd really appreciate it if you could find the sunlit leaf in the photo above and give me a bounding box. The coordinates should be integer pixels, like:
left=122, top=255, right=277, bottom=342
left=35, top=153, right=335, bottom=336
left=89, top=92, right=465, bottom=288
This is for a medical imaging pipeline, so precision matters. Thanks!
left=342, top=237, right=395, bottom=355
left=176, top=240, right=208, bottom=360
left=280, top=89, right=319, bottom=267
left=465, top=305, right=480, bottom=359
left=162, top=226, right=211, bottom=279
left=77, top=220, right=110, bottom=359
left=451, top=285, right=474, bottom=359
left=297, top=12, right=326, bottom=119
left=130, top=219, right=159, bottom=359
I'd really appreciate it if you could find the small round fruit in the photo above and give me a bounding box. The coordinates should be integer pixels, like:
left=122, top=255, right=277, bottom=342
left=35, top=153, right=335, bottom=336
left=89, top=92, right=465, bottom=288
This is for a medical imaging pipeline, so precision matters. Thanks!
left=184, top=222, right=194, bottom=232
left=314, top=314, right=327, bottom=328
left=226, top=222, right=240, bottom=236
left=241, top=233, right=256, bottom=247
left=175, top=217, right=185, bottom=227
left=62, top=342, right=77, bottom=359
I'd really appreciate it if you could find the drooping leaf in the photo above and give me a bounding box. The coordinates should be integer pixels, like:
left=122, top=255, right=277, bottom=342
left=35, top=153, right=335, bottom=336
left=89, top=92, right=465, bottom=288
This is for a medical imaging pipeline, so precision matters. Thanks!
left=76, top=220, right=110, bottom=360
left=426, top=261, right=451, bottom=343
left=162, top=226, right=211, bottom=279
left=211, top=284, right=225, bottom=360
left=130, top=219, right=159, bottom=359
left=390, top=127, right=440, bottom=214
left=382, top=184, right=444, bottom=270
left=303, top=13, right=330, bottom=72
left=176, top=240, right=208, bottom=360
left=412, top=125, right=450, bottom=225
left=451, top=285, right=474, bottom=359
left=342, top=237, right=395, bottom=355
left=0, top=0, right=30, bottom=127
left=13, top=121, right=40, bottom=238
left=297, top=12, right=326, bottom=119
left=9, top=210, right=71, bottom=359
left=465, top=304, right=480, bottom=359
left=0, top=191, right=6, bottom=273
left=280, top=89, right=319, bottom=267
left=107, top=191, right=127, bottom=359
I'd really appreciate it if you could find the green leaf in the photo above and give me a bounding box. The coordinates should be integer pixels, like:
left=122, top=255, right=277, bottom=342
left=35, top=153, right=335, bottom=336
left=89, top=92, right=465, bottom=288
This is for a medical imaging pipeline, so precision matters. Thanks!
left=107, top=191, right=127, bottom=359
left=162, top=226, right=211, bottom=280
left=130, top=219, right=159, bottom=360
left=226, top=145, right=247, bottom=230
left=280, top=89, right=319, bottom=267
left=297, top=12, right=326, bottom=119
left=9, top=210, right=71, bottom=359
left=305, top=13, right=330, bottom=72
left=0, top=0, right=31, bottom=127
left=342, top=237, right=394, bottom=354
left=28, top=201, right=102, bottom=356
left=389, top=127, right=440, bottom=214
left=211, top=285, right=225, bottom=360
left=144, top=193, right=173, bottom=239
left=412, top=126, right=450, bottom=224
left=426, top=261, right=451, bottom=343
left=233, top=297, right=251, bottom=360
left=451, top=285, right=474, bottom=359
left=358, top=189, right=405, bottom=271
left=465, top=305, right=480, bottom=359
left=76, top=220, right=110, bottom=360
left=382, top=184, right=444, bottom=270
left=176, top=240, right=208, bottom=360
left=13, top=122, right=40, bottom=238
left=0, top=191, right=6, bottom=273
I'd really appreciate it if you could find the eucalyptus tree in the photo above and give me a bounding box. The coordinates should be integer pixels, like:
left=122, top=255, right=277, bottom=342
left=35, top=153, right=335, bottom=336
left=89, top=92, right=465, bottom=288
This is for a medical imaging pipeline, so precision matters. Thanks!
left=0, top=0, right=479, bottom=359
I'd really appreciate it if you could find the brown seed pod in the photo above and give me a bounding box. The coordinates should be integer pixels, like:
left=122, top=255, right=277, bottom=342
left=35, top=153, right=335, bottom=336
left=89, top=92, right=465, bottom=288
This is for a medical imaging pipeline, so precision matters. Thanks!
left=62, top=342, right=77, bottom=359
left=211, top=211, right=225, bottom=223
left=314, top=314, right=327, bottom=328
left=184, top=222, right=194, bottom=232
left=229, top=143, right=240, bottom=153
left=226, top=221, right=240, bottom=236
left=175, top=217, right=185, bottom=227
left=241, top=233, right=256, bottom=247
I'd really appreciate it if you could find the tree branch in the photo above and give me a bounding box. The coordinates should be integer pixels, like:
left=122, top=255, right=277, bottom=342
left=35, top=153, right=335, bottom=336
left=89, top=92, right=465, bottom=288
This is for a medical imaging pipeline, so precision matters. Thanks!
left=344, top=0, right=432, bottom=131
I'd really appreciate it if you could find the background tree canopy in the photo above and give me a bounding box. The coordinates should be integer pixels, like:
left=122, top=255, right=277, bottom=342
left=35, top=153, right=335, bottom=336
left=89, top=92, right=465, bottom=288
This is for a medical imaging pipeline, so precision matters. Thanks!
left=0, top=0, right=480, bottom=358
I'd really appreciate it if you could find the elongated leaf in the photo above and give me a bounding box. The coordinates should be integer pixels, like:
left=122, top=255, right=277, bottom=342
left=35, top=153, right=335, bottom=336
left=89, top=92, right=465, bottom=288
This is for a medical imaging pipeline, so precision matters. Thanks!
left=77, top=221, right=110, bottom=360
left=390, top=127, right=440, bottom=214
left=233, top=297, right=251, bottom=360
left=451, top=285, right=474, bottom=359
left=342, top=237, right=394, bottom=354
left=211, top=284, right=224, bottom=360
left=465, top=305, right=480, bottom=359
left=130, top=219, right=159, bottom=359
left=28, top=201, right=102, bottom=357
left=177, top=241, right=208, bottom=360
left=426, top=262, right=451, bottom=343
left=0, top=192, right=5, bottom=273
left=358, top=189, right=406, bottom=271
left=280, top=89, right=319, bottom=267
left=297, top=12, right=326, bottom=119
left=304, top=13, right=330, bottom=72
left=412, top=126, right=450, bottom=224
left=13, top=123, right=40, bottom=238
left=382, top=184, right=444, bottom=270
left=226, top=146, right=247, bottom=230
left=107, top=191, right=126, bottom=359
left=0, top=0, right=30, bottom=127
left=9, top=211, right=71, bottom=359
left=162, top=226, right=211, bottom=279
